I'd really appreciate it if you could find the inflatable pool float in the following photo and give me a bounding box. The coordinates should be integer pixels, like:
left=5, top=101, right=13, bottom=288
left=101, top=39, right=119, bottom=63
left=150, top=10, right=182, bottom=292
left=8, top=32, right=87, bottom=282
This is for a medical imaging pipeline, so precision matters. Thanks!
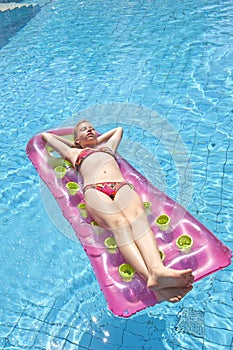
left=26, top=127, right=232, bottom=317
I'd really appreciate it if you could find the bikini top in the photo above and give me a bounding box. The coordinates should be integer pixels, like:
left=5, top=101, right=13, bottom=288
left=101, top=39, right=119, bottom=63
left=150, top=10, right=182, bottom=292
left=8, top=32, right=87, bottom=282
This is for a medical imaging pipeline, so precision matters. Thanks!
left=75, top=147, right=116, bottom=171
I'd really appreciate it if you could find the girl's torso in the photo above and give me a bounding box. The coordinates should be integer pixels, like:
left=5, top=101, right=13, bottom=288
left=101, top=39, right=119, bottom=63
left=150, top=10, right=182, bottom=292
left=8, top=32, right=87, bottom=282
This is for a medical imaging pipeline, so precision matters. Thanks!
left=70, top=147, right=125, bottom=185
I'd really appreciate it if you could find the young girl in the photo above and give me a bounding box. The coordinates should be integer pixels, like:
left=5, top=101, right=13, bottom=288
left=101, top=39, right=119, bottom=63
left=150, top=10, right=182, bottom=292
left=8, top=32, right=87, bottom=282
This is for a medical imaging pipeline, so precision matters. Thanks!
left=42, top=120, right=194, bottom=302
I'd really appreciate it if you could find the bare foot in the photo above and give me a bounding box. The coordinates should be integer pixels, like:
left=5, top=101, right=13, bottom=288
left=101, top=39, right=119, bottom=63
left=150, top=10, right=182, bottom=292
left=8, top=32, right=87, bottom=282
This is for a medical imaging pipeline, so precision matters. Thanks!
left=154, top=285, right=193, bottom=303
left=147, top=266, right=194, bottom=291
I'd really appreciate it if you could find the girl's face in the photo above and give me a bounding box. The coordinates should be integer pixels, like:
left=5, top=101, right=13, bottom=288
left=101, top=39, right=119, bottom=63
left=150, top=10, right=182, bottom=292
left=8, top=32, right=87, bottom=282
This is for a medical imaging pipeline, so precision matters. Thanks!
left=75, top=121, right=97, bottom=148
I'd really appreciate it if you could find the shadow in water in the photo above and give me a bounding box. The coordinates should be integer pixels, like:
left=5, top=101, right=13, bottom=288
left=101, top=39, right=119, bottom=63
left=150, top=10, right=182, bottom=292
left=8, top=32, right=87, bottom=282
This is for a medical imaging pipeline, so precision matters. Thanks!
left=78, top=310, right=167, bottom=350
left=0, top=5, right=40, bottom=49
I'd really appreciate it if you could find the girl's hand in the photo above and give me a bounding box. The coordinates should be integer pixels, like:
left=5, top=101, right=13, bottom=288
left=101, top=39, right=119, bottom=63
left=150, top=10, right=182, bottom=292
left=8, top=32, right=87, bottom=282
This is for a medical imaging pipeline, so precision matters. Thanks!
left=97, top=127, right=123, bottom=152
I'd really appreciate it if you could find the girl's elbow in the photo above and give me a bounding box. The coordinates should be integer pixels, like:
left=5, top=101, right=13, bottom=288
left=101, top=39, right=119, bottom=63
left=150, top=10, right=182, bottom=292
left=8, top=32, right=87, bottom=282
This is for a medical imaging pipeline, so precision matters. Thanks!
left=42, top=132, right=53, bottom=142
left=42, top=132, right=48, bottom=141
left=117, top=127, right=123, bottom=136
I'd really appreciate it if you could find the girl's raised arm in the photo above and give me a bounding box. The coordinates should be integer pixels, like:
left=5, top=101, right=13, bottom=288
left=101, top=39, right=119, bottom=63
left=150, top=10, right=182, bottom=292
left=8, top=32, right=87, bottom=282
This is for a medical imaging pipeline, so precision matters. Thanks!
left=97, top=127, right=123, bottom=153
left=51, top=134, right=75, bottom=148
left=42, top=133, right=78, bottom=162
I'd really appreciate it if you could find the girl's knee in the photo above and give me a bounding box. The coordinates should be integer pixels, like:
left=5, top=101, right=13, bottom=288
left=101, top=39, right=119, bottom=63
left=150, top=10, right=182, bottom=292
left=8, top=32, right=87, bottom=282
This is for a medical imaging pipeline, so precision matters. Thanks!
left=110, top=216, right=134, bottom=247
left=92, top=213, right=129, bottom=230
left=130, top=206, right=146, bottom=222
left=111, top=215, right=129, bottom=229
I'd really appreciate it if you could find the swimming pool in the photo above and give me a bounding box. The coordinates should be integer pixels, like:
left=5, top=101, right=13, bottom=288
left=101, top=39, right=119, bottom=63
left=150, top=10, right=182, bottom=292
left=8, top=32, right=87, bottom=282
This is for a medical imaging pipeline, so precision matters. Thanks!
left=0, top=0, right=232, bottom=348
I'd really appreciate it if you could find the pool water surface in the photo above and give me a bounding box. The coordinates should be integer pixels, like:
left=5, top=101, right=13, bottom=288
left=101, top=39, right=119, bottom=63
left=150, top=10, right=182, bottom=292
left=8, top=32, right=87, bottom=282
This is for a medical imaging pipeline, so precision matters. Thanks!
left=0, top=0, right=232, bottom=349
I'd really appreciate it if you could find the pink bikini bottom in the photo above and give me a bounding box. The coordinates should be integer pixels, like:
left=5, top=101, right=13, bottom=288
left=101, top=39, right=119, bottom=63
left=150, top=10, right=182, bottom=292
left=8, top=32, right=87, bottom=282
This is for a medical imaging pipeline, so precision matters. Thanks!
left=83, top=181, right=129, bottom=200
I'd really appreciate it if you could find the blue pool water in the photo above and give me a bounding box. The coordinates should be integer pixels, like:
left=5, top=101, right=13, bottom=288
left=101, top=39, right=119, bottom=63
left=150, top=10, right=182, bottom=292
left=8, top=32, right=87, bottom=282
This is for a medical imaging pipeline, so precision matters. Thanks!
left=0, top=0, right=232, bottom=348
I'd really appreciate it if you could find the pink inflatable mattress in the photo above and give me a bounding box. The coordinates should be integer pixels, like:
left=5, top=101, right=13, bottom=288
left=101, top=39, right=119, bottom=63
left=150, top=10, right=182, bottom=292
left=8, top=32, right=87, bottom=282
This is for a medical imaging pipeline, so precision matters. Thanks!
left=26, top=127, right=232, bottom=317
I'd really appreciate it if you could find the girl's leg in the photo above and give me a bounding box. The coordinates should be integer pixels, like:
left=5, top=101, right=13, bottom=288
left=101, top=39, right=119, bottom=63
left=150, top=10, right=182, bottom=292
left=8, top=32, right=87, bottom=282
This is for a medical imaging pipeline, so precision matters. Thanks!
left=114, top=185, right=194, bottom=290
left=85, top=187, right=193, bottom=302
left=84, top=188, right=149, bottom=281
